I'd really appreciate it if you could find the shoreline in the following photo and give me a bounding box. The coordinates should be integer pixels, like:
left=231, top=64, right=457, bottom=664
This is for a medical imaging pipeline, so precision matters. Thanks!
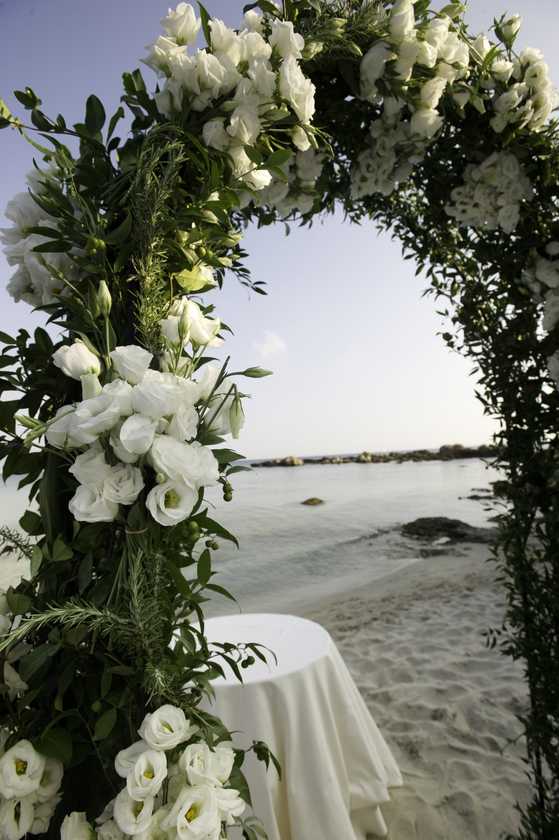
left=252, top=443, right=497, bottom=469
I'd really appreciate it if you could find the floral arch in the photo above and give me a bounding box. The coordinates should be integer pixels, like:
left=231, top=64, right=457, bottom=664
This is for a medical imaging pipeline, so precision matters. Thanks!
left=0, top=1, right=558, bottom=837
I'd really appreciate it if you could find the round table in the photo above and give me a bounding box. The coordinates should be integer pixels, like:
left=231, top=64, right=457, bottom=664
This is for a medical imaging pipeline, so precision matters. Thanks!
left=202, top=614, right=402, bottom=840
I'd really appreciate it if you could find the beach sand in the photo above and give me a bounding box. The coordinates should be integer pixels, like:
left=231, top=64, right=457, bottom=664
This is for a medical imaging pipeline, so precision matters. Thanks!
left=303, top=543, right=530, bottom=840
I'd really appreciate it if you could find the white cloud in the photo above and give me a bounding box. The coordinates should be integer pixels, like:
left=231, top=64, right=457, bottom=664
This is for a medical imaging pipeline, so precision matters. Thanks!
left=253, top=330, right=287, bottom=360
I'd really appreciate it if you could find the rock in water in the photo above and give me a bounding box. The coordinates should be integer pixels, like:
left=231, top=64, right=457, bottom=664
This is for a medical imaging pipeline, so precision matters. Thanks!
left=402, top=517, right=496, bottom=544
left=301, top=497, right=325, bottom=506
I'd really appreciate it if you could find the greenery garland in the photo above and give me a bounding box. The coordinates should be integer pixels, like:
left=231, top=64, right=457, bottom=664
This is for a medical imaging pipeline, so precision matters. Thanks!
left=0, top=0, right=558, bottom=837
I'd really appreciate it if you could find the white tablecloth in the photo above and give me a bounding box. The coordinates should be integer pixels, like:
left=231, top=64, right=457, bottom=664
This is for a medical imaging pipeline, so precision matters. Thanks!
left=202, top=614, right=402, bottom=840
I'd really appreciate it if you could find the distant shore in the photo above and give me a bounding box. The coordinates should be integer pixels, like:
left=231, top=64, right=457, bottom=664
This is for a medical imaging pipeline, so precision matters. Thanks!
left=252, top=443, right=497, bottom=469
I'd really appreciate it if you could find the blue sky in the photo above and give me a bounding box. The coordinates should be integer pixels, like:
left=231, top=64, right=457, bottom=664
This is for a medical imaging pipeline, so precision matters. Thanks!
left=1, top=0, right=557, bottom=459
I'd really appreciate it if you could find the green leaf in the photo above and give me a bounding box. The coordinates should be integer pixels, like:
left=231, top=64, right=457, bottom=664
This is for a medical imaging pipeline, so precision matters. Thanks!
left=212, top=448, right=245, bottom=465
left=0, top=331, right=16, bottom=346
left=32, top=239, right=72, bottom=253
left=85, top=94, right=106, bottom=134
left=198, top=2, right=212, bottom=45
left=19, top=510, right=43, bottom=536
left=197, top=549, right=212, bottom=585
left=229, top=765, right=252, bottom=806
left=19, top=643, right=60, bottom=681
left=37, top=726, right=73, bottom=765
left=93, top=707, right=117, bottom=741
left=6, top=591, right=32, bottom=615
left=0, top=399, right=20, bottom=434
left=266, top=149, right=292, bottom=169
left=200, top=516, right=239, bottom=548
left=107, top=106, right=125, bottom=140
left=14, top=87, right=41, bottom=110
left=105, top=212, right=133, bottom=245
left=52, top=535, right=73, bottom=563
left=30, top=545, right=43, bottom=576
left=31, top=109, right=55, bottom=132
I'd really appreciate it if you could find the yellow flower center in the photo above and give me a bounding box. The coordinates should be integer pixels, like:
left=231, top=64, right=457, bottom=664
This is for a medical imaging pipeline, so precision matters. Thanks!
left=185, top=805, right=199, bottom=823
left=162, top=722, right=174, bottom=732
left=143, top=769, right=155, bottom=779
left=133, top=801, right=144, bottom=818
left=165, top=489, right=180, bottom=509
left=15, top=759, right=28, bottom=776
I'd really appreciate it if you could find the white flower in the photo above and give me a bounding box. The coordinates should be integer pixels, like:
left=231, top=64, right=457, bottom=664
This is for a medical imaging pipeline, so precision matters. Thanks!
left=497, top=204, right=520, bottom=234
left=71, top=393, right=123, bottom=446
left=4, top=663, right=28, bottom=701
left=53, top=340, right=101, bottom=381
left=139, top=705, right=197, bottom=751
left=291, top=125, right=311, bottom=152
left=81, top=373, right=102, bottom=401
left=547, top=352, right=559, bottom=387
left=195, top=362, right=221, bottom=402
left=360, top=42, right=394, bottom=101
left=69, top=485, right=119, bottom=523
left=161, top=784, right=221, bottom=839
left=227, top=104, right=262, bottom=145
left=248, top=59, right=276, bottom=98
left=179, top=743, right=234, bottom=787
left=410, top=108, right=443, bottom=138
left=150, top=435, right=219, bottom=488
left=31, top=795, right=61, bottom=835
left=161, top=3, right=200, bottom=46
left=0, top=740, right=45, bottom=798
left=216, top=786, right=246, bottom=825
left=69, top=445, right=113, bottom=490
left=544, top=291, right=559, bottom=332
left=132, top=370, right=182, bottom=420
left=110, top=345, right=153, bottom=385
left=0, top=796, right=35, bottom=840
left=36, top=756, right=63, bottom=802
left=279, top=57, right=315, bottom=125
left=118, top=414, right=158, bottom=456
left=415, top=39, right=438, bottom=69
left=97, top=819, right=125, bottom=840
left=113, top=788, right=154, bottom=836
left=240, top=31, right=272, bottom=64
left=181, top=300, right=222, bottom=347
left=102, top=379, right=134, bottom=416
left=127, top=750, right=167, bottom=801
left=45, top=405, right=77, bottom=449
left=61, top=811, right=94, bottom=840
left=146, top=480, right=197, bottom=526
left=167, top=403, right=198, bottom=442
left=202, top=118, right=230, bottom=151
left=269, top=20, right=304, bottom=59
left=420, top=77, right=447, bottom=110
left=390, top=0, right=415, bottom=45
left=103, top=463, right=144, bottom=505
left=228, top=144, right=273, bottom=191
left=243, top=9, right=263, bottom=34
left=500, top=14, right=522, bottom=42
left=144, top=35, right=185, bottom=76
left=210, top=19, right=241, bottom=64
left=115, top=740, right=150, bottom=779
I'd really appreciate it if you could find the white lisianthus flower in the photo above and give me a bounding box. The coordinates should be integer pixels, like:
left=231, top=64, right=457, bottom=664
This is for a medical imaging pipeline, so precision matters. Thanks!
left=61, top=811, right=95, bottom=840
left=416, top=39, right=438, bottom=69
left=291, top=125, right=311, bottom=152
left=139, top=705, right=197, bottom=751
left=0, top=740, right=46, bottom=798
left=227, top=104, right=262, bottom=145
left=410, top=108, right=444, bottom=138
left=390, top=0, right=415, bottom=45
left=210, top=19, right=241, bottom=64
left=97, top=819, right=125, bottom=840
left=161, top=3, right=200, bottom=46
left=202, top=118, right=230, bottom=151
left=36, top=756, right=63, bottom=802
left=229, top=144, right=273, bottom=191
left=150, top=436, right=219, bottom=488
left=118, top=414, right=158, bottom=456
left=146, top=480, right=197, bottom=527
left=161, top=784, right=221, bottom=839
left=360, top=42, right=394, bottom=101
left=133, top=806, right=172, bottom=840
left=0, top=796, right=35, bottom=840
left=4, top=662, right=28, bottom=701
left=472, top=33, right=491, bottom=59
left=195, top=362, right=221, bottom=402
left=167, top=403, right=199, bottom=442
left=240, top=31, right=272, bottom=64
left=80, top=372, right=102, bottom=401
left=69, top=485, right=119, bottom=523
left=420, top=77, right=447, bottom=110
left=144, top=35, right=185, bottom=76
left=179, top=299, right=222, bottom=348
left=52, top=340, right=101, bottom=381
left=500, top=14, right=522, bottom=43
left=31, top=795, right=61, bottom=834
left=216, top=786, right=246, bottom=825
left=179, top=743, right=235, bottom=787
left=132, top=370, right=182, bottom=420
left=244, top=9, right=263, bottom=33
left=102, top=379, right=134, bottom=416
left=45, top=405, right=78, bottom=450
left=114, top=789, right=154, bottom=836
left=71, top=393, right=123, bottom=446
left=492, top=58, right=514, bottom=83
left=110, top=345, right=153, bottom=385
left=127, top=750, right=167, bottom=801
left=279, top=57, right=315, bottom=124
left=247, top=60, right=276, bottom=98
left=103, top=463, right=145, bottom=506
left=115, top=740, right=150, bottom=779
left=69, top=445, right=113, bottom=490
left=269, top=20, right=304, bottom=59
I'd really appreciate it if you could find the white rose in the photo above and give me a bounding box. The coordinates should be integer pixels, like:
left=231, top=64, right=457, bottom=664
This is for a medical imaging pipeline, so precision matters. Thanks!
left=279, top=56, right=315, bottom=124
left=146, top=480, right=197, bottom=527
left=227, top=104, right=261, bottom=145
left=410, top=107, right=444, bottom=138
left=390, top=0, right=415, bottom=45
left=0, top=740, right=45, bottom=798
left=45, top=405, right=77, bottom=450
left=31, top=795, right=61, bottom=834
left=216, top=786, right=246, bottom=825
left=269, top=20, right=304, bottom=59
left=127, top=750, right=167, bottom=801
left=36, top=756, right=63, bottom=802
left=118, top=414, right=158, bottom=456
left=202, top=118, right=230, bottom=151
left=69, top=485, right=119, bottom=523
left=132, top=370, right=182, bottom=420
left=97, top=819, right=125, bottom=840
left=161, top=784, right=220, bottom=839
left=139, top=705, right=197, bottom=751
left=4, top=662, right=28, bottom=701
left=150, top=435, right=219, bottom=487
left=69, top=445, right=113, bottom=490
left=0, top=796, right=35, bottom=840
left=102, top=379, right=134, bottom=416
left=179, top=743, right=234, bottom=787
left=103, top=463, right=144, bottom=505
left=53, top=340, right=101, bottom=381
left=114, top=788, right=154, bottom=836
left=71, top=393, right=123, bottom=446
left=420, top=77, right=447, bottom=109
left=115, top=740, right=150, bottom=778
left=360, top=42, right=393, bottom=101
left=110, top=345, right=153, bottom=385
left=161, top=3, right=200, bottom=46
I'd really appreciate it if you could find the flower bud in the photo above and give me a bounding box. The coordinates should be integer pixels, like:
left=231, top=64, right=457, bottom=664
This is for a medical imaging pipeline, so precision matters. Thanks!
left=178, top=306, right=191, bottom=343
left=81, top=373, right=102, bottom=401
left=229, top=394, right=245, bottom=440
left=97, top=279, right=112, bottom=317
left=303, top=40, right=324, bottom=60
left=499, top=14, right=522, bottom=45
left=85, top=236, right=106, bottom=256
